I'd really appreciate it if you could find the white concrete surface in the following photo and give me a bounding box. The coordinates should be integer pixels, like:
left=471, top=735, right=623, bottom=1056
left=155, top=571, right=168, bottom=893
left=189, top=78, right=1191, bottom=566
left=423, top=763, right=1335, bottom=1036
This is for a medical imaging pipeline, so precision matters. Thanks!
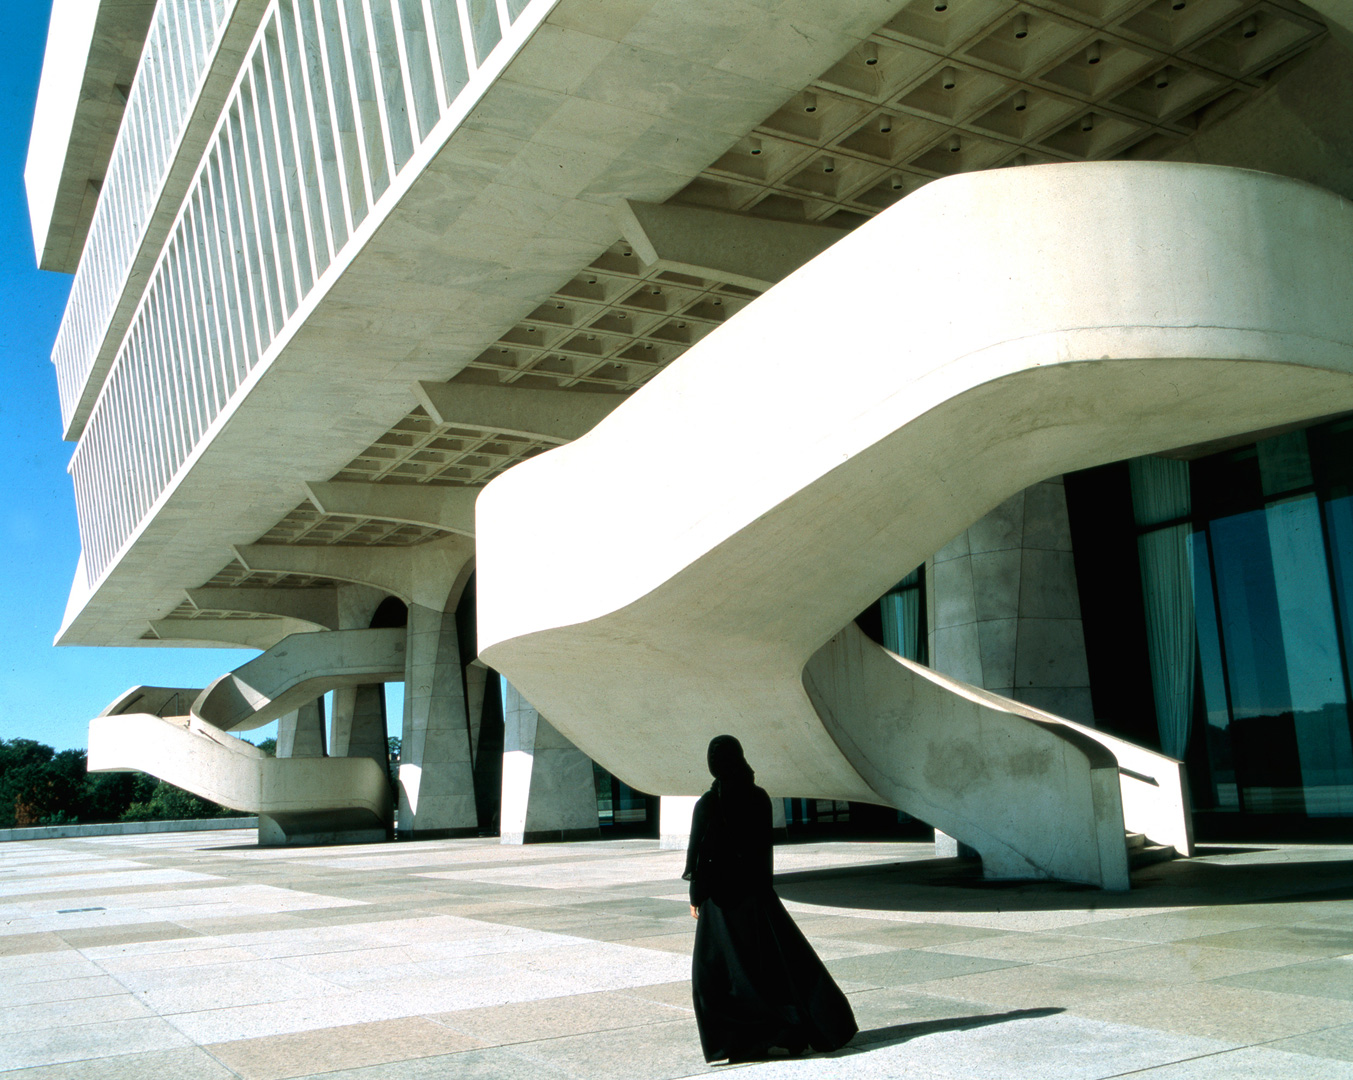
left=478, top=162, right=1353, bottom=887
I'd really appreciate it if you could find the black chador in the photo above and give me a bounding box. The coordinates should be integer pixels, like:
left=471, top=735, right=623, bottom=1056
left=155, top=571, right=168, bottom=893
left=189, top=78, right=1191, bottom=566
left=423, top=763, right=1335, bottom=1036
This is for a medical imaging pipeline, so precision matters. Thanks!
left=683, top=735, right=858, bottom=1063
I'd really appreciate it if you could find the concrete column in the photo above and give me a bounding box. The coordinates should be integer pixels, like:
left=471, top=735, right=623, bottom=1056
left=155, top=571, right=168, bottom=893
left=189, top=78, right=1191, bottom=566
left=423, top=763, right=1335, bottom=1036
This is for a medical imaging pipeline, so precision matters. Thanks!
left=499, top=680, right=599, bottom=844
left=927, top=477, right=1093, bottom=722
left=331, top=584, right=391, bottom=774
left=660, top=793, right=784, bottom=851
left=659, top=794, right=699, bottom=851
left=465, top=663, right=488, bottom=763
left=927, top=477, right=1092, bottom=861
left=398, top=603, right=478, bottom=837
left=331, top=685, right=387, bottom=769
left=276, top=698, right=326, bottom=758
left=934, top=831, right=978, bottom=859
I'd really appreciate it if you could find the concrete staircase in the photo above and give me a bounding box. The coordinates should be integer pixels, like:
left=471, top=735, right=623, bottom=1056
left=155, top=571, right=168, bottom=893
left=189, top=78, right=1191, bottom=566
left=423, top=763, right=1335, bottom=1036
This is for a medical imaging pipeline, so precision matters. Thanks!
left=1127, top=831, right=1178, bottom=872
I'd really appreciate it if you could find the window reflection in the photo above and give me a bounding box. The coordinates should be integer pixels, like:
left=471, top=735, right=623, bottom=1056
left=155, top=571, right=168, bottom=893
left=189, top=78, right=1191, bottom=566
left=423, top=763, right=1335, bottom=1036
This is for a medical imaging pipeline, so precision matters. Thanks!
left=1174, top=423, right=1353, bottom=818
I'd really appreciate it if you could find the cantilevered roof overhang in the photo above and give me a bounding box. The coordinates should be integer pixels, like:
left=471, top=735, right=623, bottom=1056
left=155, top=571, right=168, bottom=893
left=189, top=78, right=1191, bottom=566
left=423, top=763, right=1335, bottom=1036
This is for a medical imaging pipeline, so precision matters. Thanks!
left=26, top=0, right=156, bottom=273
left=52, top=0, right=1347, bottom=648
left=57, top=0, right=899, bottom=646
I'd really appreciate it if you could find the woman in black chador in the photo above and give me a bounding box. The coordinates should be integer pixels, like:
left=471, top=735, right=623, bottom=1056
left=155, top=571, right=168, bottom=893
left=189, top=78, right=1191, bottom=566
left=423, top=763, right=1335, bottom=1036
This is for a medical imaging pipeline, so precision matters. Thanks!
left=683, top=735, right=857, bottom=1063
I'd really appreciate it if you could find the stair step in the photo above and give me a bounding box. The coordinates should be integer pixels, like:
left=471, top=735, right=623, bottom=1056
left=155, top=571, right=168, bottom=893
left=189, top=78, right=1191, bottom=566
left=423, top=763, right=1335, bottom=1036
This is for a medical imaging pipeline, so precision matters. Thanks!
left=1129, top=843, right=1176, bottom=871
left=1125, top=831, right=1146, bottom=850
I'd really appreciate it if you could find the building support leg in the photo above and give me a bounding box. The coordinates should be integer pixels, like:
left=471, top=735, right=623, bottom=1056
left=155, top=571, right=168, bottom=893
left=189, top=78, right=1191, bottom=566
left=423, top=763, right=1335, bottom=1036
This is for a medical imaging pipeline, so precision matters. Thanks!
left=659, top=795, right=699, bottom=852
left=331, top=685, right=388, bottom=770
left=499, top=680, right=599, bottom=844
left=276, top=698, right=326, bottom=758
left=398, top=603, right=478, bottom=838
left=927, top=477, right=1093, bottom=722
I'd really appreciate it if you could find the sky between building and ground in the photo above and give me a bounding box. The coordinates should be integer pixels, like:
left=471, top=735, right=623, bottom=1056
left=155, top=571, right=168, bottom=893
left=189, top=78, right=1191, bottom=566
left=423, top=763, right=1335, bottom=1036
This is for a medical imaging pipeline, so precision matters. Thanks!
left=0, top=3, right=306, bottom=753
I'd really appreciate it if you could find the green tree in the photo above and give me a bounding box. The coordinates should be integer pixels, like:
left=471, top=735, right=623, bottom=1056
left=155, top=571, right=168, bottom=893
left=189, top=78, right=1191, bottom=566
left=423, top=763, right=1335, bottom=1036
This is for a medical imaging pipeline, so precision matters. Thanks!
left=0, top=739, right=83, bottom=826
left=0, top=737, right=233, bottom=826
left=83, top=771, right=156, bottom=823
left=120, top=781, right=230, bottom=822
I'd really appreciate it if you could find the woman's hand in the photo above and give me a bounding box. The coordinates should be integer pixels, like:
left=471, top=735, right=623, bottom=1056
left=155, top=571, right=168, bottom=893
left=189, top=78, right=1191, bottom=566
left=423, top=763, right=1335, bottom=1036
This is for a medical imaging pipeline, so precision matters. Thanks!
left=690, top=904, right=699, bottom=919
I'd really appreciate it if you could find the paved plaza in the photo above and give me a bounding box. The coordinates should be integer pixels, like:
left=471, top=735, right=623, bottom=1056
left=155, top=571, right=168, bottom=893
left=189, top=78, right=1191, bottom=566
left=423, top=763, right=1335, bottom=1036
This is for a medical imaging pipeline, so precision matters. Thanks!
left=1, top=832, right=1351, bottom=1079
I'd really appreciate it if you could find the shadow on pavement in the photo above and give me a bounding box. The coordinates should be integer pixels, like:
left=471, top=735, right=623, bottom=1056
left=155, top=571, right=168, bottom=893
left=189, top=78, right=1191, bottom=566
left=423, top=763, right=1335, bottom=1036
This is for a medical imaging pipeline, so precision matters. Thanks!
left=836, top=1007, right=1066, bottom=1056
left=774, top=849, right=1353, bottom=913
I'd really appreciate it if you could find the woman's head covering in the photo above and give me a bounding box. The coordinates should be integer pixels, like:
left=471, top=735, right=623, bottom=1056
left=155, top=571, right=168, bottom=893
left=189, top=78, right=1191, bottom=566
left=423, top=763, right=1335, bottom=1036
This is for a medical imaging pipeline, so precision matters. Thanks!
left=707, top=735, right=754, bottom=789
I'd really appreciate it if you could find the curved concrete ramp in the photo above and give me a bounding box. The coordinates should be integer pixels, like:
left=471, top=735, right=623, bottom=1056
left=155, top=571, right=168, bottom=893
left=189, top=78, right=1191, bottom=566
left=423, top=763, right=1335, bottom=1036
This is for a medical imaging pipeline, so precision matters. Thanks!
left=192, top=627, right=406, bottom=732
left=87, top=712, right=392, bottom=840
left=477, top=162, right=1353, bottom=889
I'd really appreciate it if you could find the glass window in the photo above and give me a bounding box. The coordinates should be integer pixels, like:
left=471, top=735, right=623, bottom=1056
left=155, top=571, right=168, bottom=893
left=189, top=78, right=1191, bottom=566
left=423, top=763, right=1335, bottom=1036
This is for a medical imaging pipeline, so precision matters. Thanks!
left=1177, top=423, right=1353, bottom=818
left=880, top=567, right=927, bottom=664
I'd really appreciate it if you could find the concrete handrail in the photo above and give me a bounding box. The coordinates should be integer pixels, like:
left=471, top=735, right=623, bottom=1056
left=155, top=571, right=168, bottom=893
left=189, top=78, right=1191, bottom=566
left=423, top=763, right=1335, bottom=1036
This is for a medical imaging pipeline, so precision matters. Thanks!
left=192, top=627, right=407, bottom=732
left=100, top=686, right=203, bottom=718
left=806, top=623, right=1132, bottom=888
left=477, top=162, right=1353, bottom=888
left=1026, top=710, right=1194, bottom=857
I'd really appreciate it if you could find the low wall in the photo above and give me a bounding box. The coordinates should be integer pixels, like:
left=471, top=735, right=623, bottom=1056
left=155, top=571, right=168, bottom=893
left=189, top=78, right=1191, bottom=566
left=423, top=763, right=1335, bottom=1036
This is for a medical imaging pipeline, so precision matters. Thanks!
left=0, top=817, right=257, bottom=842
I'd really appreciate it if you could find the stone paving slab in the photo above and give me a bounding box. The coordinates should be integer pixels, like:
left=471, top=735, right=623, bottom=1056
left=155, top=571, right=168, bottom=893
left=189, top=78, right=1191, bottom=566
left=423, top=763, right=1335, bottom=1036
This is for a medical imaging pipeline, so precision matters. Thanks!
left=0, top=833, right=1350, bottom=1078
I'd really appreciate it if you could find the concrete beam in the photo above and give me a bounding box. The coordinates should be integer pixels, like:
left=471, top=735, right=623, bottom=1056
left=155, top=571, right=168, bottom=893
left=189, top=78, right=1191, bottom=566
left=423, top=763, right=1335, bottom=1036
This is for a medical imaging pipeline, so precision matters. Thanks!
left=234, top=534, right=475, bottom=611
left=149, top=617, right=316, bottom=651
left=615, top=201, right=847, bottom=291
left=305, top=481, right=475, bottom=536
left=413, top=382, right=623, bottom=443
left=1303, top=0, right=1353, bottom=40
left=187, top=587, right=341, bottom=629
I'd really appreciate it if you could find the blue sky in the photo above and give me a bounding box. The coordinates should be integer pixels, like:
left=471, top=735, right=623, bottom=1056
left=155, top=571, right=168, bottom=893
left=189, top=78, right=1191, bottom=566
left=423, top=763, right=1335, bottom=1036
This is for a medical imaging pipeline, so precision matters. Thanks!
left=0, top=3, right=263, bottom=752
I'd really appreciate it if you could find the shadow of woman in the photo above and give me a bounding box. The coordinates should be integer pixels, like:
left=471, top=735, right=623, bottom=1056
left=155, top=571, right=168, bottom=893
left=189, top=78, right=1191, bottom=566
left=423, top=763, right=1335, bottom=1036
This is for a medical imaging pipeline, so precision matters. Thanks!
left=832, top=1006, right=1065, bottom=1056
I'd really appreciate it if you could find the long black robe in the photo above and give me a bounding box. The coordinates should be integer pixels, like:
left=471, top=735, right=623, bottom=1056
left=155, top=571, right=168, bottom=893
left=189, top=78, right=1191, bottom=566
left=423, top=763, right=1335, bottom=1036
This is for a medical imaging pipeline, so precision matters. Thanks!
left=683, top=784, right=857, bottom=1062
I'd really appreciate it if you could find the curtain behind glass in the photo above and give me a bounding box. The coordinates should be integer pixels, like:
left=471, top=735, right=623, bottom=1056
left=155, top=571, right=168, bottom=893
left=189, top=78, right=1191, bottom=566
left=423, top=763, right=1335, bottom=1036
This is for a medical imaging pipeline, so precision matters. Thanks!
left=1129, top=457, right=1196, bottom=760
left=881, top=569, right=921, bottom=662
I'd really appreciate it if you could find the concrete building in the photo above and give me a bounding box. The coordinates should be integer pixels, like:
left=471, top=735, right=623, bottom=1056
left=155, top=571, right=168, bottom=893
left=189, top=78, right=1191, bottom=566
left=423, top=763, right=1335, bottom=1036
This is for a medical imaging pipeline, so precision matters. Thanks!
left=26, top=0, right=1353, bottom=885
